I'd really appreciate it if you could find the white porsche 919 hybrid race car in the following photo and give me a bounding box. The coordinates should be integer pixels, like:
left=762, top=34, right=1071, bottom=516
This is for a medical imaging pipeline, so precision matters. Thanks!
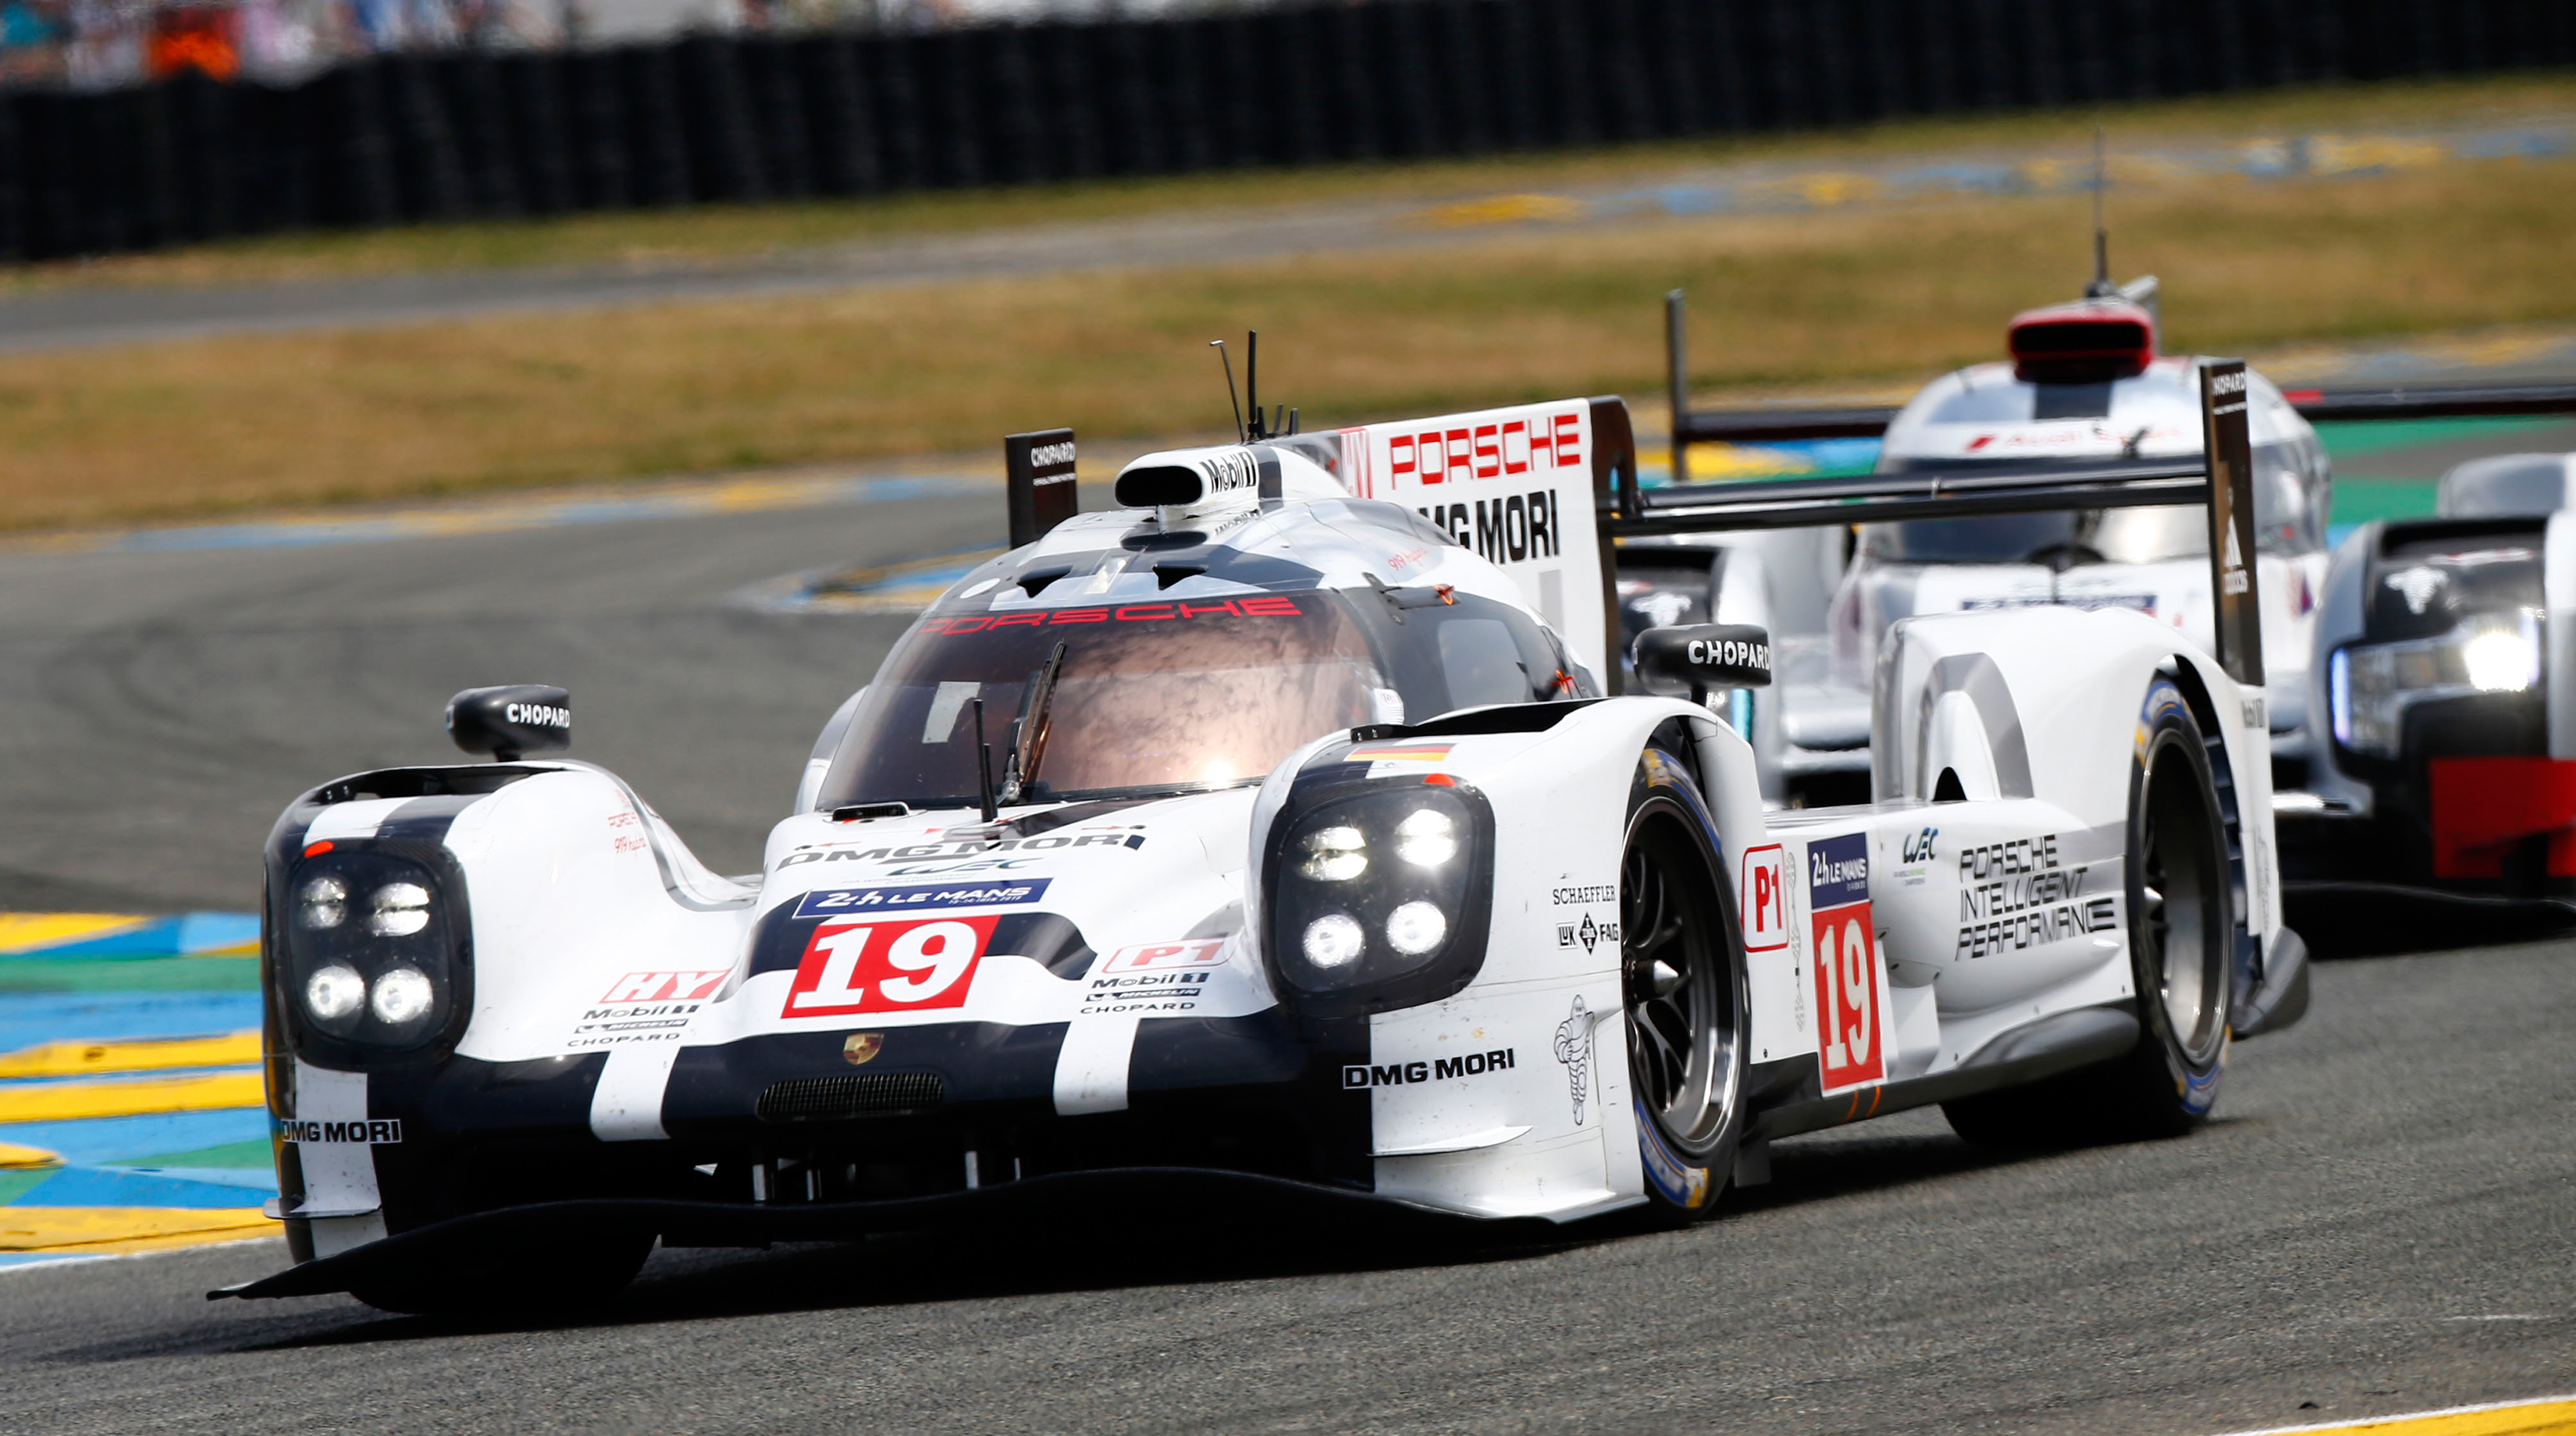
left=221, top=379, right=2309, bottom=1313
left=1637, top=282, right=2333, bottom=806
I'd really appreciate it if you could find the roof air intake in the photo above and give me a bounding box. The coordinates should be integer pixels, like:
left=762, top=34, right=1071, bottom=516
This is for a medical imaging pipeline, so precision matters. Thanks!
left=2007, top=297, right=2156, bottom=386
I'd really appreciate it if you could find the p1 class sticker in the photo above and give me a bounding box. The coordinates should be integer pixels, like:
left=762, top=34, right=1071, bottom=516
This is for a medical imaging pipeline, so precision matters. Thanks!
left=784, top=915, right=1002, bottom=1018
left=1097, top=938, right=1226, bottom=974
left=1738, top=844, right=1788, bottom=953
left=1633, top=1097, right=1710, bottom=1209
left=1806, top=833, right=1884, bottom=1093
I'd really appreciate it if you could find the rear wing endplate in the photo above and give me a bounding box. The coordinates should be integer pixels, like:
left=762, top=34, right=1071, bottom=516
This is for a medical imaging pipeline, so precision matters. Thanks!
left=1005, top=428, right=1080, bottom=549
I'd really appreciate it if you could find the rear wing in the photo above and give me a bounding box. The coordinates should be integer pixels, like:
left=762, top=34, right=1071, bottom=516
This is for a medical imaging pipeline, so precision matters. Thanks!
left=1606, top=357, right=2268, bottom=697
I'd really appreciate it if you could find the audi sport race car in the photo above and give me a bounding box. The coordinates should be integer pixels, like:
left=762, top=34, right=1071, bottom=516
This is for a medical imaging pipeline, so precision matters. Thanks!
left=220, top=379, right=2308, bottom=1315
left=1638, top=282, right=2333, bottom=805
left=2293, top=437, right=2576, bottom=898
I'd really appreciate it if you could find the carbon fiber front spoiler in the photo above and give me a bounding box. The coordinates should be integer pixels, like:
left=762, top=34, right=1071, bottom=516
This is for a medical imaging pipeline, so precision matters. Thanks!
left=208, top=1168, right=1546, bottom=1301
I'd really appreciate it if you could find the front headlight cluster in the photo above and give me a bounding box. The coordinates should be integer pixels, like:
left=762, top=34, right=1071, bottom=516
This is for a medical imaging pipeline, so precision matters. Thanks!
left=2329, top=610, right=2542, bottom=760
left=1265, top=781, right=1492, bottom=1018
left=281, top=849, right=462, bottom=1054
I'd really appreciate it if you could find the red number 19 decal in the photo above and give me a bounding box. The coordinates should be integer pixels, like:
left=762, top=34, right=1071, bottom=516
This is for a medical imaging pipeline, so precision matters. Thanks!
left=785, top=915, right=1001, bottom=1018
left=1811, top=903, right=1884, bottom=1093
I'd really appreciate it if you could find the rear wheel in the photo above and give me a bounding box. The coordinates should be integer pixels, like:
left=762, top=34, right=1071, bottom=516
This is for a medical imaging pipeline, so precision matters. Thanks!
left=1619, top=743, right=1750, bottom=1222
left=1944, top=676, right=2232, bottom=1147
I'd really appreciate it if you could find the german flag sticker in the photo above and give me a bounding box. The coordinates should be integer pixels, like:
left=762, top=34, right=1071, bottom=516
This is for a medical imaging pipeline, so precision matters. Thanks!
left=1347, top=742, right=1453, bottom=765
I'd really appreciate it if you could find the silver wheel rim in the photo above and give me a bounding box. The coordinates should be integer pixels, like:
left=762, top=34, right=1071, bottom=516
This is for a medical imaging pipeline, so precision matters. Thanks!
left=1621, top=810, right=1740, bottom=1158
left=2139, top=731, right=2227, bottom=1066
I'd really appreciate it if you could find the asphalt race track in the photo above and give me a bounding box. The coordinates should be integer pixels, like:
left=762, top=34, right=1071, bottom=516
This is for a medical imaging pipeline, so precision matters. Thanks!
left=0, top=468, right=2570, bottom=1433
left=0, top=943, right=2566, bottom=1434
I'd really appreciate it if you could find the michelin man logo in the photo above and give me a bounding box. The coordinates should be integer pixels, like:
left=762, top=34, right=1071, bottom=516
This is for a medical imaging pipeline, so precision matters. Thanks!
left=1553, top=994, right=1594, bottom=1125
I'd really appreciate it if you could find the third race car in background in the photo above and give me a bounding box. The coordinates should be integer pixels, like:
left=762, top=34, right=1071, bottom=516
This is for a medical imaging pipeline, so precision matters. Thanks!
left=2296, top=430, right=2576, bottom=902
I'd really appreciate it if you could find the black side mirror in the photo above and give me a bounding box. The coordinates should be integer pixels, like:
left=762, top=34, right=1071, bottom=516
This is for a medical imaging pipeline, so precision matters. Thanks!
left=447, top=685, right=571, bottom=762
left=1633, top=624, right=1772, bottom=703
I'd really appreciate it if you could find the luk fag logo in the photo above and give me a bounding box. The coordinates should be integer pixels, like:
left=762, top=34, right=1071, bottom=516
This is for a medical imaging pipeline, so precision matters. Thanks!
left=785, top=915, right=999, bottom=1018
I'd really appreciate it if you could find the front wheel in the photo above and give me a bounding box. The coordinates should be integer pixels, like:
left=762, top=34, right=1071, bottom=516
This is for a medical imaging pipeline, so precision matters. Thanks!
left=1944, top=676, right=2232, bottom=1147
left=1619, top=742, right=1751, bottom=1222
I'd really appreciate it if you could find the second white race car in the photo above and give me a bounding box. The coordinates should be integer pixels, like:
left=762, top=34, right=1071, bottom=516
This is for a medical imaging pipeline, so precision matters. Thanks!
left=1639, top=280, right=2334, bottom=804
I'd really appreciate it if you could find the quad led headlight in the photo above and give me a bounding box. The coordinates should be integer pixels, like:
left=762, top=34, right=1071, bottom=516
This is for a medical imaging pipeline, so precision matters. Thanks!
left=2330, top=609, right=2542, bottom=760
left=1264, top=778, right=1493, bottom=1018
left=279, top=848, right=465, bottom=1058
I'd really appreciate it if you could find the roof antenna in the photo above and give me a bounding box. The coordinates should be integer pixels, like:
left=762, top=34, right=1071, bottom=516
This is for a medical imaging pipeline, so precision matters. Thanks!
left=1212, top=339, right=1245, bottom=443
left=2086, top=125, right=2113, bottom=298
left=1245, top=330, right=1263, bottom=440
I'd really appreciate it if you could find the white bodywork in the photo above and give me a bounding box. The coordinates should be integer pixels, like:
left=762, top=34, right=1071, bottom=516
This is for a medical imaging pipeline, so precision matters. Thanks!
left=270, top=396, right=2285, bottom=1252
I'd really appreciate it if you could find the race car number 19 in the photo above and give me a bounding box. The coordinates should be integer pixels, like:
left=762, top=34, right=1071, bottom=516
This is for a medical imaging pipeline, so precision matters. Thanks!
left=786, top=915, right=999, bottom=1017
left=1807, top=834, right=1884, bottom=1093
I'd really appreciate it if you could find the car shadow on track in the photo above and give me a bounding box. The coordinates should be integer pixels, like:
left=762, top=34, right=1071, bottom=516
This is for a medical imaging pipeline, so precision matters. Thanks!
left=44, top=1113, right=2194, bottom=1356
left=1732, top=1129, right=2008, bottom=1214
left=237, top=1121, right=2063, bottom=1344
left=212, top=1220, right=1594, bottom=1347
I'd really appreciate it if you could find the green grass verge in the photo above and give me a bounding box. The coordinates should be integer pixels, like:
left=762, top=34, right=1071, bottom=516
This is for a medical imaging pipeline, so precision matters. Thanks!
left=0, top=958, right=261, bottom=993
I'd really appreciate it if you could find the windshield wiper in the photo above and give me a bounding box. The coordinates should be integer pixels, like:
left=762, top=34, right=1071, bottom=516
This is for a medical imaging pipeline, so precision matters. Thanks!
left=1000, top=639, right=1068, bottom=806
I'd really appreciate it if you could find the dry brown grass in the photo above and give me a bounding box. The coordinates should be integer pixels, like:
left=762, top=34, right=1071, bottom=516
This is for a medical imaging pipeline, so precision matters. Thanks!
left=4, top=102, right=2576, bottom=530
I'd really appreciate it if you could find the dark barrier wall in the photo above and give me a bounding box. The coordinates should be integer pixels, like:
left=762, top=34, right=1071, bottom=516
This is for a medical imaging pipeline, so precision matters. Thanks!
left=2, top=0, right=2572, bottom=261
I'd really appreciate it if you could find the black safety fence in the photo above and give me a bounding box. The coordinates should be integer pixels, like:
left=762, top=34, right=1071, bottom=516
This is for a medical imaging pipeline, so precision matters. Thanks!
left=1, top=0, right=2572, bottom=261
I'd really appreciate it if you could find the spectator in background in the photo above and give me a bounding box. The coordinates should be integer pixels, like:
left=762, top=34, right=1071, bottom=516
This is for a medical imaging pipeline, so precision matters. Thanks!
left=0, top=0, right=68, bottom=84
left=147, top=2, right=237, bottom=78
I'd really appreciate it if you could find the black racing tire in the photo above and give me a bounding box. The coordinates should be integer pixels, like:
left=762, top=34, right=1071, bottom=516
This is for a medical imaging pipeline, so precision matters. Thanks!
left=349, top=1228, right=655, bottom=1317
left=1617, top=737, right=1752, bottom=1225
left=1944, top=675, right=2233, bottom=1148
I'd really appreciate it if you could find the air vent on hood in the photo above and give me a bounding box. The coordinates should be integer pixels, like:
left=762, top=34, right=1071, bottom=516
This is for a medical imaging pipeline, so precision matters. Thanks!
left=756, top=1072, right=945, bottom=1122
left=2008, top=297, right=2156, bottom=385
